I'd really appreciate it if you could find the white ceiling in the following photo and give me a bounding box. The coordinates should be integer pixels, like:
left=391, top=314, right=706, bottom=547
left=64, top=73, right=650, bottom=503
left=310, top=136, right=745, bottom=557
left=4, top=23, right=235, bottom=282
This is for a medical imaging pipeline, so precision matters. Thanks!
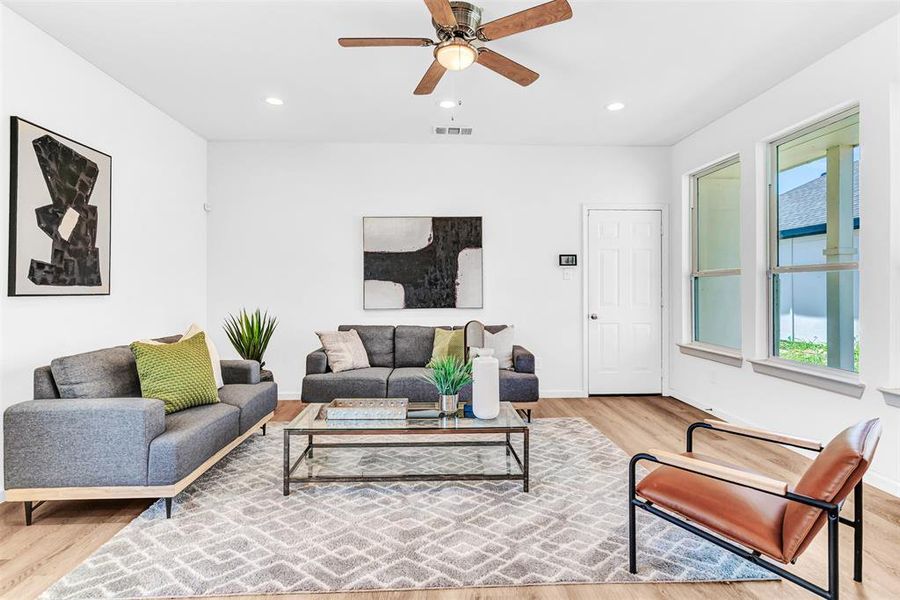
left=5, top=0, right=899, bottom=145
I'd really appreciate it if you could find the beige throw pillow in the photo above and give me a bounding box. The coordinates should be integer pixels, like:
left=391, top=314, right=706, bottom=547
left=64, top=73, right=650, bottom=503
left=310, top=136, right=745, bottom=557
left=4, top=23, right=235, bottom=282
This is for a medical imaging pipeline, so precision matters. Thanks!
left=484, top=326, right=515, bottom=369
left=183, top=323, right=224, bottom=389
left=316, top=329, right=370, bottom=373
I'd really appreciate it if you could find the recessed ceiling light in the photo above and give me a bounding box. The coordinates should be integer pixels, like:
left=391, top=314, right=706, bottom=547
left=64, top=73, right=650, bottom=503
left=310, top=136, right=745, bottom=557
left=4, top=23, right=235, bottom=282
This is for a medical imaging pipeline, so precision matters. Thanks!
left=265, top=97, right=284, bottom=106
left=606, top=102, right=626, bottom=112
left=439, top=100, right=457, bottom=109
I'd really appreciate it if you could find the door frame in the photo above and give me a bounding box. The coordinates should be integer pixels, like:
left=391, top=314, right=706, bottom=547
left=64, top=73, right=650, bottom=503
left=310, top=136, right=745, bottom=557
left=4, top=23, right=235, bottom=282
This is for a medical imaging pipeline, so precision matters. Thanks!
left=581, top=203, right=670, bottom=396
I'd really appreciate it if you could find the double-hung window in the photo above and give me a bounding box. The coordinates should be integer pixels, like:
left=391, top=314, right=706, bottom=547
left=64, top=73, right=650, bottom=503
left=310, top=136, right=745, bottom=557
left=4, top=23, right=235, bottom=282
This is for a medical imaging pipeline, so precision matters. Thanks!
left=690, top=156, right=742, bottom=350
left=769, top=109, right=860, bottom=372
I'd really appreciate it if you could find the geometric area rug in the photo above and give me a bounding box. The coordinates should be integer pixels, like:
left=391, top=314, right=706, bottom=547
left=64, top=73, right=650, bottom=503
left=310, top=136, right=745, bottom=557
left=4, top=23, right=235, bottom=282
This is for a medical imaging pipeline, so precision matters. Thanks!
left=41, top=418, right=774, bottom=599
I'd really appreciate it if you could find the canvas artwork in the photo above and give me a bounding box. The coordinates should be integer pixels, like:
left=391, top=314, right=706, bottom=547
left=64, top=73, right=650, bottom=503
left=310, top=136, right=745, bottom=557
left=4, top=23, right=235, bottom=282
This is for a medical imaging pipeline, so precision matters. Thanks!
left=363, top=217, right=483, bottom=309
left=8, top=117, right=111, bottom=296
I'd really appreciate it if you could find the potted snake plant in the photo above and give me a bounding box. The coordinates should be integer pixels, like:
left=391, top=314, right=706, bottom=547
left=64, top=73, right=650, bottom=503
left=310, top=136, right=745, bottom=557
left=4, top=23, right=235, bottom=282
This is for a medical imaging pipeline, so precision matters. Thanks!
left=422, top=356, right=473, bottom=416
left=223, top=308, right=278, bottom=382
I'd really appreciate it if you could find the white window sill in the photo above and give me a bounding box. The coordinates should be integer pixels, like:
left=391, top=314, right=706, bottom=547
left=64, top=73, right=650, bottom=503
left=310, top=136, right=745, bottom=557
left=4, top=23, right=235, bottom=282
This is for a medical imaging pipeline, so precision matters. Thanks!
left=748, top=358, right=865, bottom=398
left=878, top=388, right=900, bottom=408
left=677, top=343, right=743, bottom=367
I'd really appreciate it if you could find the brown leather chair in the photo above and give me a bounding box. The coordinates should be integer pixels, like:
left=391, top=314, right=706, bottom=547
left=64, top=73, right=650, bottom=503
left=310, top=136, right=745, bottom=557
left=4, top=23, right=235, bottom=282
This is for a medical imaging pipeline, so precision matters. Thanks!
left=628, top=418, right=881, bottom=600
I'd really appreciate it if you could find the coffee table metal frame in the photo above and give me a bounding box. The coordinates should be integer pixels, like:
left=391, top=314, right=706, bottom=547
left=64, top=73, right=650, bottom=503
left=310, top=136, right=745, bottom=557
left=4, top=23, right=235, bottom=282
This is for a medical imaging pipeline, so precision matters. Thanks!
left=283, top=404, right=529, bottom=494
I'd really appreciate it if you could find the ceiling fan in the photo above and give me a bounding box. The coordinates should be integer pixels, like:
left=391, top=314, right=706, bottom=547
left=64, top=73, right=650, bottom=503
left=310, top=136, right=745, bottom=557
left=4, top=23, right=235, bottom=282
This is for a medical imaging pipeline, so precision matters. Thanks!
left=338, top=0, right=573, bottom=95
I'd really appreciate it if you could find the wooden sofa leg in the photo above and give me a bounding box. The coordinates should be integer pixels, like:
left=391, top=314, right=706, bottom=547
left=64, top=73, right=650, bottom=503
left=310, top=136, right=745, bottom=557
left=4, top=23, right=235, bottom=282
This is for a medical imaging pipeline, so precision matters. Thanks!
left=24, top=501, right=33, bottom=526
left=165, top=497, right=173, bottom=519
left=262, top=423, right=267, bottom=436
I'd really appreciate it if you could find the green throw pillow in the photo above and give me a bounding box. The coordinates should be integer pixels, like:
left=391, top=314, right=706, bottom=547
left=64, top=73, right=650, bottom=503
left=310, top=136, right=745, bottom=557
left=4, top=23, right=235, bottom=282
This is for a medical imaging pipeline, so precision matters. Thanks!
left=428, top=328, right=465, bottom=366
left=130, top=332, right=219, bottom=414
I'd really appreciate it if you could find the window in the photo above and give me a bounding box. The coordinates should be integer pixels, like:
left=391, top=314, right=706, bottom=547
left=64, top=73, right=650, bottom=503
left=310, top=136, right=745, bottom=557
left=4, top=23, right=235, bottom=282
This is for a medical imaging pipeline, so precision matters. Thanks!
left=691, top=156, right=742, bottom=350
left=770, top=109, right=859, bottom=372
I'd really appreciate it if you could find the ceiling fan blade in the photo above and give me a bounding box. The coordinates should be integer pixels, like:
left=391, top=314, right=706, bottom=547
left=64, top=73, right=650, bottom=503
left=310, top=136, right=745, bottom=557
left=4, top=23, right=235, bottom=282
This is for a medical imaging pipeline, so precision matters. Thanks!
left=338, top=37, right=433, bottom=48
left=478, top=0, right=572, bottom=41
left=414, top=60, right=447, bottom=95
left=424, top=0, right=458, bottom=29
left=476, top=49, right=539, bottom=86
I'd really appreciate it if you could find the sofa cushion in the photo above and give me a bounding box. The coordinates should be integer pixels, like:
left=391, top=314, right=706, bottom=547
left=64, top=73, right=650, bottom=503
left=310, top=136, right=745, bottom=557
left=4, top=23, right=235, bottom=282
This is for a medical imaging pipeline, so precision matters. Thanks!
left=339, top=325, right=395, bottom=367
left=48, top=335, right=183, bottom=400
left=218, top=382, right=278, bottom=434
left=302, top=367, right=392, bottom=403
left=387, top=367, right=441, bottom=402
left=34, top=365, right=61, bottom=399
left=51, top=346, right=142, bottom=399
left=148, top=403, right=240, bottom=485
left=395, top=326, right=450, bottom=367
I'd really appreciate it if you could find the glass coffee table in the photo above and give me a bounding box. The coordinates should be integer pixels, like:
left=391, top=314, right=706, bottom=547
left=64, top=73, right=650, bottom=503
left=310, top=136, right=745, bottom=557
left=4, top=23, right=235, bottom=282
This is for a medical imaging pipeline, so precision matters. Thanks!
left=283, top=401, right=529, bottom=494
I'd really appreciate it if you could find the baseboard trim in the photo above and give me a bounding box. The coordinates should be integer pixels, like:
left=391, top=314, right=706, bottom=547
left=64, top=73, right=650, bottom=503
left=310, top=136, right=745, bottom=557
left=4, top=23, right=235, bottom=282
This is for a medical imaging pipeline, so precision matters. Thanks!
left=5, top=411, right=274, bottom=502
left=280, top=391, right=584, bottom=401
left=540, top=389, right=587, bottom=398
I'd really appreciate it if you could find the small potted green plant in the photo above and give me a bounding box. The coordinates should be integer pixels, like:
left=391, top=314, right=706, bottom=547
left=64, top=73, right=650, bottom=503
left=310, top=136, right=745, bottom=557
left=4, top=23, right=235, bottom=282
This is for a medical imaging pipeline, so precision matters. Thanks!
left=422, top=356, right=473, bottom=416
left=223, top=308, right=278, bottom=382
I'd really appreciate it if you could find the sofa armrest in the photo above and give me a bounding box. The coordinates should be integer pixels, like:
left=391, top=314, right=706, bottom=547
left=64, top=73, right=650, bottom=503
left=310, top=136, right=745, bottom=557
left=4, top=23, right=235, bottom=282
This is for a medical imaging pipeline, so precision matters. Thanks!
left=3, top=397, right=166, bottom=489
left=306, top=348, right=328, bottom=375
left=512, top=345, right=535, bottom=374
left=221, top=359, right=261, bottom=385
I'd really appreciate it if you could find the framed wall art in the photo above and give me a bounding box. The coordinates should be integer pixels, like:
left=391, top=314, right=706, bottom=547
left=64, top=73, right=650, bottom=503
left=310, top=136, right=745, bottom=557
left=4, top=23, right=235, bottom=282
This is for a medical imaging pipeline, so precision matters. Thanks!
left=363, top=216, right=482, bottom=309
left=8, top=117, right=111, bottom=296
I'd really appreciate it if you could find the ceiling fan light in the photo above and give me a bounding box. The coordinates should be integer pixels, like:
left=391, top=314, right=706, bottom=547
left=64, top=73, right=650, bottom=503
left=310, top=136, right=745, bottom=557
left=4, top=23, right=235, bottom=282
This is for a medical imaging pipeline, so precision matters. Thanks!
left=435, top=39, right=477, bottom=71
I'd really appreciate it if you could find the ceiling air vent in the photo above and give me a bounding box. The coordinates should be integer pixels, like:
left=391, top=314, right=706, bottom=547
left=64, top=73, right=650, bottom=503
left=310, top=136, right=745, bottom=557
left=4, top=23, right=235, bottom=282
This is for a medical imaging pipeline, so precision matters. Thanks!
left=433, top=126, right=473, bottom=136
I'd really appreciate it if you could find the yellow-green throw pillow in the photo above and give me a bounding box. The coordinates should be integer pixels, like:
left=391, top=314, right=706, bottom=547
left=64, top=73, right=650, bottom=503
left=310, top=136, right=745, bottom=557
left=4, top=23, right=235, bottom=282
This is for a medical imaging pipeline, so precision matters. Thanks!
left=130, top=332, right=219, bottom=414
left=428, top=328, right=465, bottom=365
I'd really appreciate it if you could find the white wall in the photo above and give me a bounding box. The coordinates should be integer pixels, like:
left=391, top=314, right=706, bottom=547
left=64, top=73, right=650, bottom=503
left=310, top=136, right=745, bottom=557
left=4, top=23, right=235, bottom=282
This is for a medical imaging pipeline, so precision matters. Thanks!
left=669, top=16, right=900, bottom=493
left=207, top=143, right=669, bottom=398
left=0, top=8, right=209, bottom=499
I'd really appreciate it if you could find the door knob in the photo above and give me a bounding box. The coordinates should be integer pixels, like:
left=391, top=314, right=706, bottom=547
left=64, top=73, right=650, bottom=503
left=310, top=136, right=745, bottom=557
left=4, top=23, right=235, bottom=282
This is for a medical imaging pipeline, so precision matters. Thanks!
left=589, top=313, right=598, bottom=320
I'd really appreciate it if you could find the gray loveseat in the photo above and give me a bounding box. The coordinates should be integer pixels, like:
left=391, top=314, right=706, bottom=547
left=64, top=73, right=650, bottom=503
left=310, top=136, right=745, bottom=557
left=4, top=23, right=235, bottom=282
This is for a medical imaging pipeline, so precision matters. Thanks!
left=3, top=335, right=278, bottom=525
left=302, top=325, right=538, bottom=413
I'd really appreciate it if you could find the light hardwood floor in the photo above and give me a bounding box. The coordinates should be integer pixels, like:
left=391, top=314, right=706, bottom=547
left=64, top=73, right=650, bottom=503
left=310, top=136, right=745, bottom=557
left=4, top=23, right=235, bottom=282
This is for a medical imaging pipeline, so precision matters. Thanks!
left=2, top=396, right=898, bottom=600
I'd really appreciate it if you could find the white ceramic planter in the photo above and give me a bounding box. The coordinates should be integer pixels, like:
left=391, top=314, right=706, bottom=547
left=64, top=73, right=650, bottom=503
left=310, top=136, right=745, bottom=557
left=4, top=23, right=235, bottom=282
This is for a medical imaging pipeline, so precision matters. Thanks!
left=472, top=349, right=500, bottom=419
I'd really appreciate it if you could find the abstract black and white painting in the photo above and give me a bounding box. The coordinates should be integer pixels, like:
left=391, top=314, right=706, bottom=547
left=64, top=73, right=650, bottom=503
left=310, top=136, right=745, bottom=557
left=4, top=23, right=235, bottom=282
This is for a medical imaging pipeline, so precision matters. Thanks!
left=363, top=217, right=482, bottom=309
left=8, top=117, right=111, bottom=296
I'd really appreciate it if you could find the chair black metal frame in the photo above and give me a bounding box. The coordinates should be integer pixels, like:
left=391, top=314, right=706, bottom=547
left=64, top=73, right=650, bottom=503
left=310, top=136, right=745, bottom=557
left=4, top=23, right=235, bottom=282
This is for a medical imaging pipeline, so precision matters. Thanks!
left=628, top=421, right=864, bottom=600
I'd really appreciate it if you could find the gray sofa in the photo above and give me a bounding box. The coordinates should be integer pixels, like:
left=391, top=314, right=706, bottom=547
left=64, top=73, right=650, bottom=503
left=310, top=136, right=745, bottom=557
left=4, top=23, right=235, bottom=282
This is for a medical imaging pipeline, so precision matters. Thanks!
left=3, top=335, right=278, bottom=525
left=302, top=325, right=538, bottom=411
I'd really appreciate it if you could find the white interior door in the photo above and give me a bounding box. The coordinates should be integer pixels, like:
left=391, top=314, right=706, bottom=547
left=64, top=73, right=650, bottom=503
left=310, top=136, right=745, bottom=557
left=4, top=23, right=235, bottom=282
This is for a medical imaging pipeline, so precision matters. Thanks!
left=588, top=210, right=662, bottom=394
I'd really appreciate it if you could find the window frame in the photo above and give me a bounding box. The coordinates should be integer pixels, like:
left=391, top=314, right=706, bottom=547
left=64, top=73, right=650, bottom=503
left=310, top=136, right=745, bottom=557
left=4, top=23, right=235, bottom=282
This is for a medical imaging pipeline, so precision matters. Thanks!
left=766, top=106, right=860, bottom=372
left=689, top=154, right=742, bottom=350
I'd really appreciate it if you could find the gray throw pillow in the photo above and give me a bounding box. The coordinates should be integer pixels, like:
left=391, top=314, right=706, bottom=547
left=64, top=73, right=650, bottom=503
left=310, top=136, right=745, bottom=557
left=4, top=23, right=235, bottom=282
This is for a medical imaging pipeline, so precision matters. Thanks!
left=51, top=346, right=142, bottom=399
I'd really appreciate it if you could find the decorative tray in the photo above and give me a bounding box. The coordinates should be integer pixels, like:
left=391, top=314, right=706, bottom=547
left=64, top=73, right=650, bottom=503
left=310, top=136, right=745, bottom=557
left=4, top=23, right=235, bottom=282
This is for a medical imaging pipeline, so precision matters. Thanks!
left=324, top=398, right=409, bottom=420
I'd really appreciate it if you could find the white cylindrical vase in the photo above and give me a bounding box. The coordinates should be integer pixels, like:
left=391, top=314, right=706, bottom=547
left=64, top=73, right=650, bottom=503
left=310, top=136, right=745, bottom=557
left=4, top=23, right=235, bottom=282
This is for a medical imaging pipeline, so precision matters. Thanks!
left=472, top=349, right=500, bottom=420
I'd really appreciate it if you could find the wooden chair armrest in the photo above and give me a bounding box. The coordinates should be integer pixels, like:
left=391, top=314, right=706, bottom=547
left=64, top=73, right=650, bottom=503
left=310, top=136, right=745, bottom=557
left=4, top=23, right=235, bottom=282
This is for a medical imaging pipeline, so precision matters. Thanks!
left=648, top=449, right=789, bottom=496
left=703, top=419, right=824, bottom=451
